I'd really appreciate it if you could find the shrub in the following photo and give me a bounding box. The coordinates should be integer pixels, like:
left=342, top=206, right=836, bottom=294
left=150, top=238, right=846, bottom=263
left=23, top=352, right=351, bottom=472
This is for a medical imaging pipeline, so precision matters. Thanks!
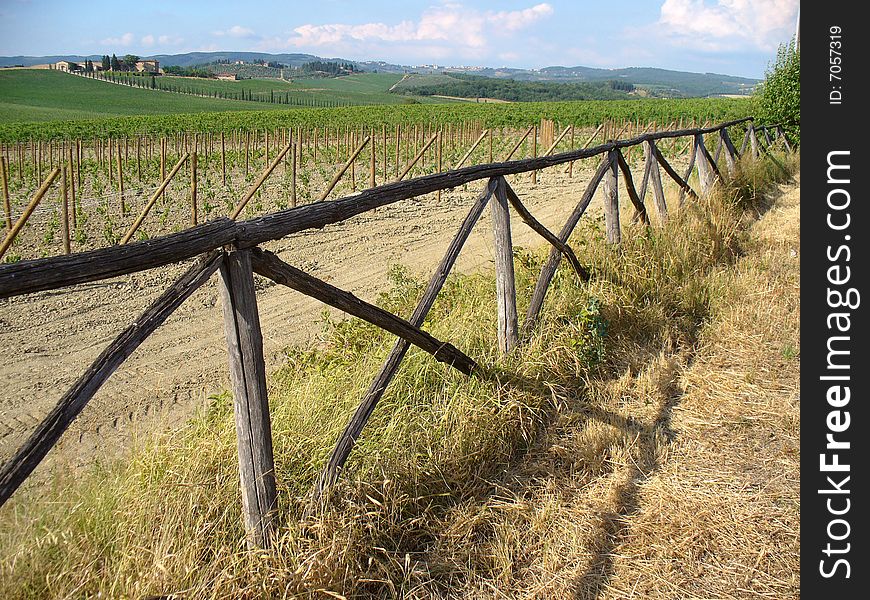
left=756, top=39, right=800, bottom=144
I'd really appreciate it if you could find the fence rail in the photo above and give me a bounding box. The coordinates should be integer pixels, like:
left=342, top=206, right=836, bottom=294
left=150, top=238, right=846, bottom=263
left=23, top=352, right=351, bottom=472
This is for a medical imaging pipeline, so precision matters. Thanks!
left=0, top=116, right=792, bottom=549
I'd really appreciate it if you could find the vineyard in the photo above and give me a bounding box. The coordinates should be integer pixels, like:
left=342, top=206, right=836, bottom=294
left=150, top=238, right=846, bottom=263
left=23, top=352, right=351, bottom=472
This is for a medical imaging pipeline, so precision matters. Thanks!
left=0, top=94, right=800, bottom=595
left=0, top=101, right=756, bottom=263
left=91, top=70, right=418, bottom=107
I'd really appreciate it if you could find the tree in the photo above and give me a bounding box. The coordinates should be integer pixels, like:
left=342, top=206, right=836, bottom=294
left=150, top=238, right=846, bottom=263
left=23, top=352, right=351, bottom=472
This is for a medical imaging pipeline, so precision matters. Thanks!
left=110, top=53, right=120, bottom=71
left=102, top=55, right=110, bottom=71
left=123, top=54, right=140, bottom=71
left=756, top=39, right=800, bottom=143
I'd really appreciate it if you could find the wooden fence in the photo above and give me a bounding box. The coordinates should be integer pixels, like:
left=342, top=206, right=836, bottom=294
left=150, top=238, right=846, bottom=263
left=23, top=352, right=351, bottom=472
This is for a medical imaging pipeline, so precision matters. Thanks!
left=0, top=116, right=792, bottom=549
left=1, top=117, right=767, bottom=262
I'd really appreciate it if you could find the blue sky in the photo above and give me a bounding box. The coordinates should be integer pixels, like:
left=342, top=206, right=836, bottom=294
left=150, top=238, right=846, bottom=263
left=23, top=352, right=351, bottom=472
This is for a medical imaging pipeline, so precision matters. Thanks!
left=0, top=1, right=799, bottom=78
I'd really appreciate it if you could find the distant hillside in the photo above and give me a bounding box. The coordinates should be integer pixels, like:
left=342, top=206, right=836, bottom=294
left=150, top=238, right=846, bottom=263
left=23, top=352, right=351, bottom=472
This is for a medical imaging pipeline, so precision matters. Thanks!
left=535, top=65, right=758, bottom=97
left=2, top=52, right=759, bottom=97
left=434, top=66, right=757, bottom=98
left=0, top=52, right=370, bottom=71
left=392, top=73, right=633, bottom=102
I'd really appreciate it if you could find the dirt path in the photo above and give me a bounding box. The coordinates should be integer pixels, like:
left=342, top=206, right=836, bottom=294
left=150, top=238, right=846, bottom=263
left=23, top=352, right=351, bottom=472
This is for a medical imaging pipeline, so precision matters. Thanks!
left=1, top=165, right=635, bottom=478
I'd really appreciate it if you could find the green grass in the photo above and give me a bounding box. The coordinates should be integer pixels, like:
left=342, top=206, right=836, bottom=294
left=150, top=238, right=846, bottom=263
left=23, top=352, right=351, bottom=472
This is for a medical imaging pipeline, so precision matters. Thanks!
left=0, top=151, right=798, bottom=598
left=0, top=70, right=298, bottom=123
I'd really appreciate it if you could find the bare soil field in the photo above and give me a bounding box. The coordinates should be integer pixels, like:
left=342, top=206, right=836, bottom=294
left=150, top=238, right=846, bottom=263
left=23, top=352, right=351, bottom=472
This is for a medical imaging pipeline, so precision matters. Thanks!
left=1, top=163, right=640, bottom=481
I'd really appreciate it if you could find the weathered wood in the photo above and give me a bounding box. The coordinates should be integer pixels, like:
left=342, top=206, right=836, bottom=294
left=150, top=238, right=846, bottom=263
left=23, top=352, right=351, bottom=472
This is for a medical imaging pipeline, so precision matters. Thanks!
left=250, top=248, right=476, bottom=374
left=218, top=249, right=277, bottom=549
left=0, top=119, right=750, bottom=299
left=651, top=143, right=699, bottom=202
left=230, top=141, right=293, bottom=219
left=492, top=176, right=519, bottom=354
left=637, top=150, right=652, bottom=202
left=0, top=167, right=61, bottom=261
left=120, top=153, right=190, bottom=244
left=677, top=140, right=697, bottom=205
left=453, top=129, right=489, bottom=170
left=0, top=218, right=234, bottom=298
left=719, top=128, right=737, bottom=174
left=712, top=134, right=723, bottom=163
left=522, top=158, right=610, bottom=339
left=0, top=251, right=222, bottom=507
left=615, top=150, right=650, bottom=225
left=694, top=134, right=716, bottom=196
left=645, top=141, right=668, bottom=223
left=502, top=182, right=588, bottom=281
left=696, top=133, right=723, bottom=185
left=740, top=128, right=750, bottom=156
left=603, top=150, right=620, bottom=244
left=318, top=136, right=369, bottom=201
left=749, top=125, right=759, bottom=158
left=317, top=179, right=497, bottom=497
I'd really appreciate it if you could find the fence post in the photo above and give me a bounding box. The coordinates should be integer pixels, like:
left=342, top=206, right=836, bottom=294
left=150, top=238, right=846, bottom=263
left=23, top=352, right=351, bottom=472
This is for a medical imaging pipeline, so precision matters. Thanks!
left=644, top=141, right=668, bottom=223
left=117, top=150, right=125, bottom=215
left=1, top=157, right=10, bottom=231
left=221, top=132, right=227, bottom=186
left=190, top=152, right=198, bottom=226
left=603, top=149, right=621, bottom=244
left=492, top=176, right=518, bottom=354
left=749, top=124, right=760, bottom=158
left=694, top=134, right=716, bottom=196
left=0, top=167, right=61, bottom=261
left=61, top=165, right=71, bottom=254
left=218, top=248, right=278, bottom=550
left=719, top=128, right=738, bottom=174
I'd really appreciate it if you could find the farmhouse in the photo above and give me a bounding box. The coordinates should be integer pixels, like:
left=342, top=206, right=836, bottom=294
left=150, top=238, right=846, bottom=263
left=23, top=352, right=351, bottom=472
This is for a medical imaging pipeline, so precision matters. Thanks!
left=216, top=73, right=239, bottom=81
left=55, top=60, right=82, bottom=73
left=134, top=59, right=160, bottom=74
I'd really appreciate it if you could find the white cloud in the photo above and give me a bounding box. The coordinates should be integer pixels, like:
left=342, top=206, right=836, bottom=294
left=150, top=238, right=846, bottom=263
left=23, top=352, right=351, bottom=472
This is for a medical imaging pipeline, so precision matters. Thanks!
left=158, top=35, right=184, bottom=46
left=261, top=2, right=553, bottom=60
left=141, top=34, right=155, bottom=47
left=100, top=32, right=135, bottom=46
left=490, top=3, right=554, bottom=32
left=656, top=0, right=797, bottom=52
left=213, top=25, right=256, bottom=39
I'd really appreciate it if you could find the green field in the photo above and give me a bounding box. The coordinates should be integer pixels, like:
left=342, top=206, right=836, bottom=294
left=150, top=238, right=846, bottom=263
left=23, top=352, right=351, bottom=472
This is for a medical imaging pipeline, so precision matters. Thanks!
left=111, top=71, right=419, bottom=106
left=0, top=69, right=299, bottom=123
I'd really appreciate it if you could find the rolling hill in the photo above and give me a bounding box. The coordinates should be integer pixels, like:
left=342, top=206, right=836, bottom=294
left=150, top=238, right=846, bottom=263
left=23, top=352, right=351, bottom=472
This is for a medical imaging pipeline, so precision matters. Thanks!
left=2, top=52, right=759, bottom=98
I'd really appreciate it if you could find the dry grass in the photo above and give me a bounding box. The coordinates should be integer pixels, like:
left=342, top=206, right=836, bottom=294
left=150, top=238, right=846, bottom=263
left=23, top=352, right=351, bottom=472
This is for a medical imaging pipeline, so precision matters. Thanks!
left=0, top=153, right=800, bottom=599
